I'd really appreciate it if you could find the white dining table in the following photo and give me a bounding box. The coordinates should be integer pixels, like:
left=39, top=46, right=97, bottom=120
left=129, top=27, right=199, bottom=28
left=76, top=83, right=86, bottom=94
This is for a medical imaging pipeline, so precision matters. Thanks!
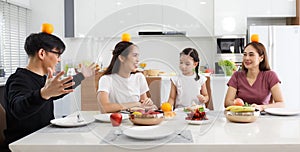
left=9, top=110, right=300, bottom=152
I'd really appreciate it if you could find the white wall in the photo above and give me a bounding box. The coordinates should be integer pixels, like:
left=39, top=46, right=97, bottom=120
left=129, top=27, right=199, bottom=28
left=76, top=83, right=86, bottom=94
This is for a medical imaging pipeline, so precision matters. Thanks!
left=29, top=0, right=64, bottom=37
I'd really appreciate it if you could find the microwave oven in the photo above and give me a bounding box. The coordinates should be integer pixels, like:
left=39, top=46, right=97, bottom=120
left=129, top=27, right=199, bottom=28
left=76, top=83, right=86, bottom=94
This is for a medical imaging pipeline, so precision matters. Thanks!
left=217, top=38, right=245, bottom=54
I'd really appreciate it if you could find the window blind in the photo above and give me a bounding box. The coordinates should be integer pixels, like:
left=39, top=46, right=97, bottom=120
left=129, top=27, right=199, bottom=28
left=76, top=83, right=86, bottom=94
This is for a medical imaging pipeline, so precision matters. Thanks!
left=0, top=1, right=30, bottom=76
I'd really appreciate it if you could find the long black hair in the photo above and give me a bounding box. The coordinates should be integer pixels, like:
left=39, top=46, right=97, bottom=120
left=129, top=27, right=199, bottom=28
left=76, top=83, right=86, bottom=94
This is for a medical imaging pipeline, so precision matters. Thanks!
left=180, top=48, right=200, bottom=81
left=103, top=41, right=134, bottom=75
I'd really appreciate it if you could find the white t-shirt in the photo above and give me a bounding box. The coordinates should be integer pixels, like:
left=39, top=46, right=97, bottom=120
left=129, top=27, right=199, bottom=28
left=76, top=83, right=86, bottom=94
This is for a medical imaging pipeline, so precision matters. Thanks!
left=171, top=73, right=207, bottom=108
left=98, top=73, right=149, bottom=103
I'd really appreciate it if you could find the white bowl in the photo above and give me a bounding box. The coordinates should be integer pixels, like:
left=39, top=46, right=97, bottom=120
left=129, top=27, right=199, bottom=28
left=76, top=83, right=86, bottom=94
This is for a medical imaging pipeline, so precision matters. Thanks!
left=129, top=113, right=164, bottom=126
left=224, top=110, right=260, bottom=123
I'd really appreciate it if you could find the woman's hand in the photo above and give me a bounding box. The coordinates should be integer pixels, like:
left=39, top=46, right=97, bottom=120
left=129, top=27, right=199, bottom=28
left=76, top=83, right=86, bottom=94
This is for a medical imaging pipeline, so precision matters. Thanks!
left=251, top=104, right=265, bottom=111
left=140, top=98, right=158, bottom=110
left=197, top=94, right=207, bottom=104
left=140, top=98, right=153, bottom=106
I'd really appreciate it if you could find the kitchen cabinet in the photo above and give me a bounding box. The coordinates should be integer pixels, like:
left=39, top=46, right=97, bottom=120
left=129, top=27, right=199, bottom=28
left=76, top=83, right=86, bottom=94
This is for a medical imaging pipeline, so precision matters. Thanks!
left=74, top=0, right=139, bottom=37
left=247, top=0, right=296, bottom=17
left=53, top=92, right=81, bottom=118
left=163, top=0, right=213, bottom=37
left=214, top=0, right=247, bottom=36
left=211, top=76, right=230, bottom=110
left=74, top=0, right=213, bottom=37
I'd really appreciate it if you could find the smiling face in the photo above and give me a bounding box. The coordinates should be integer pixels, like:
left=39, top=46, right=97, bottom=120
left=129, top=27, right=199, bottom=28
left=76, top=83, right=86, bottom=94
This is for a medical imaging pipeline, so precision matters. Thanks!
left=120, top=45, right=140, bottom=73
left=179, top=54, right=198, bottom=76
left=243, top=45, right=264, bottom=70
left=42, top=48, right=62, bottom=73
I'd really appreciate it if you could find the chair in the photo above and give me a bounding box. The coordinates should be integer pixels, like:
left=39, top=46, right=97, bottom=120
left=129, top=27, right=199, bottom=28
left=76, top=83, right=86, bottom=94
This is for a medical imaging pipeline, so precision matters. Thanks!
left=80, top=71, right=103, bottom=111
left=0, top=103, right=6, bottom=146
left=146, top=76, right=162, bottom=108
left=205, top=76, right=214, bottom=110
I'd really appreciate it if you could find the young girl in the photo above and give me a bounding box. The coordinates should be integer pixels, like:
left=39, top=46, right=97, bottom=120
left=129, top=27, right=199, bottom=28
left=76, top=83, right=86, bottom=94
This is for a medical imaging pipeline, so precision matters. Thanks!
left=168, top=48, right=209, bottom=109
left=97, top=35, right=156, bottom=113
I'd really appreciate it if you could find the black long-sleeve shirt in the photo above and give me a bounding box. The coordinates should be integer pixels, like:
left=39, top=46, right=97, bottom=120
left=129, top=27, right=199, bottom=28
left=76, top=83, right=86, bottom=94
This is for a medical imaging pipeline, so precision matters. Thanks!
left=3, top=68, right=84, bottom=146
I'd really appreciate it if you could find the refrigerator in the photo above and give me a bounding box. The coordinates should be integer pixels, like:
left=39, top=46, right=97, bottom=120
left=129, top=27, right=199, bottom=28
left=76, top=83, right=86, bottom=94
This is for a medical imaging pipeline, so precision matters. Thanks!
left=249, top=26, right=300, bottom=108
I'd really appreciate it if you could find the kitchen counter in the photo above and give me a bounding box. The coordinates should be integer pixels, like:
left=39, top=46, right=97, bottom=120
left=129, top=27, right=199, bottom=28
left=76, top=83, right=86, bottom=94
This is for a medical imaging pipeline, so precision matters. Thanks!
left=9, top=110, right=300, bottom=152
left=0, top=77, right=7, bottom=86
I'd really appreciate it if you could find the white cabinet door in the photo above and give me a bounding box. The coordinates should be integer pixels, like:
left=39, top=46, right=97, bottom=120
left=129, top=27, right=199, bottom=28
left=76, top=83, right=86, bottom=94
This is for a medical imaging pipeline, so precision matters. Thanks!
left=211, top=77, right=231, bottom=110
left=246, top=0, right=272, bottom=17
left=247, top=0, right=296, bottom=17
left=270, top=0, right=296, bottom=17
left=186, top=0, right=213, bottom=37
left=138, top=4, right=163, bottom=31
left=162, top=0, right=213, bottom=37
left=74, top=0, right=214, bottom=37
left=214, top=0, right=247, bottom=36
left=75, top=0, right=139, bottom=37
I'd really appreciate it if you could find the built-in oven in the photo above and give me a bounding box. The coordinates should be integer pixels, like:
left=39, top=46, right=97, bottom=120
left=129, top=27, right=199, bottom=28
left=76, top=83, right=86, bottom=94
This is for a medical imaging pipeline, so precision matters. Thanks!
left=217, top=38, right=245, bottom=54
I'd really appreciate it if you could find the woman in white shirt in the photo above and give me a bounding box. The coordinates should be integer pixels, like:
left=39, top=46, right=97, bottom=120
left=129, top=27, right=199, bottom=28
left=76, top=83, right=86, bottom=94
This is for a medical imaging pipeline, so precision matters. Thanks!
left=97, top=39, right=155, bottom=113
left=168, top=48, right=209, bottom=109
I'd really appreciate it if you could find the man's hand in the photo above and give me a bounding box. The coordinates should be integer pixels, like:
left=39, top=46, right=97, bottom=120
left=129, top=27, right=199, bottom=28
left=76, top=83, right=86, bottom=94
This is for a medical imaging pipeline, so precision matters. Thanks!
left=40, top=68, right=75, bottom=100
left=79, top=62, right=97, bottom=78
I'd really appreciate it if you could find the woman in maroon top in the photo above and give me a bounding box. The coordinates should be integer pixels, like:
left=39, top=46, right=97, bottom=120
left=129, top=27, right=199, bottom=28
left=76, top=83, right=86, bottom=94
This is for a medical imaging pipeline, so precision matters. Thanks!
left=224, top=42, right=284, bottom=111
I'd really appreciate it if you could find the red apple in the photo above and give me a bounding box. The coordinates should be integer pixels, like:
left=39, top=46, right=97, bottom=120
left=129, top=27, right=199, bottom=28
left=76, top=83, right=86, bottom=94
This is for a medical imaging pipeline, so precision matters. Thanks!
left=233, top=98, right=244, bottom=106
left=110, top=113, right=122, bottom=127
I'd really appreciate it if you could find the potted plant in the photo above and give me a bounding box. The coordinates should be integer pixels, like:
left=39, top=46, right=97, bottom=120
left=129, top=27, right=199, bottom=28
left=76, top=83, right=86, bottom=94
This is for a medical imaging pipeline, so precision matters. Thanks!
left=218, top=60, right=237, bottom=76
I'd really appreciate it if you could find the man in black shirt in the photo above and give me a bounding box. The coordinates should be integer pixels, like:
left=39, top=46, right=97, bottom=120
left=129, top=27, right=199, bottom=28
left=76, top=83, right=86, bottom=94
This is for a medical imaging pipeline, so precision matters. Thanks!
left=1, top=32, right=95, bottom=151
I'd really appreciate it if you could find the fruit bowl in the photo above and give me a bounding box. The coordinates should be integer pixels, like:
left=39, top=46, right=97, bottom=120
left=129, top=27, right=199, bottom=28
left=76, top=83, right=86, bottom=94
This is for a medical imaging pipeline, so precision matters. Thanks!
left=129, top=113, right=164, bottom=126
left=224, top=110, right=260, bottom=123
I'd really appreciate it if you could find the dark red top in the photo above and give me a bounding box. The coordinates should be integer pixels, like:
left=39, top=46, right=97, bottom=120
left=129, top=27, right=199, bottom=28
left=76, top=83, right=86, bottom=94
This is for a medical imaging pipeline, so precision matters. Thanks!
left=227, top=70, right=281, bottom=105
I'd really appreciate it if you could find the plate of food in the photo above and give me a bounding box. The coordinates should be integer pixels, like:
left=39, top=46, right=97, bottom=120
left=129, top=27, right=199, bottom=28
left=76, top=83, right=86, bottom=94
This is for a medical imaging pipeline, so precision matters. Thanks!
left=185, top=106, right=210, bottom=125
left=183, top=107, right=209, bottom=113
left=129, top=110, right=164, bottom=126
left=123, top=126, right=174, bottom=140
left=94, top=113, right=129, bottom=122
left=225, top=106, right=260, bottom=123
left=264, top=108, right=300, bottom=116
left=178, top=104, right=209, bottom=114
left=50, top=116, right=94, bottom=127
left=186, top=119, right=212, bottom=125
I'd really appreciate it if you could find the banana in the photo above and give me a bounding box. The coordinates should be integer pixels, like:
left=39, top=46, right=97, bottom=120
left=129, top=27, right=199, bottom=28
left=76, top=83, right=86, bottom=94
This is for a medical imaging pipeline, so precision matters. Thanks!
left=229, top=106, right=255, bottom=112
left=225, top=106, right=242, bottom=111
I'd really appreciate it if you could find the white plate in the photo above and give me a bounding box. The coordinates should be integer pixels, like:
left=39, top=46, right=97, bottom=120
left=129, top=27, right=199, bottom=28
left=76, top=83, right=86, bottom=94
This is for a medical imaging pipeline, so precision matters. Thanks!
left=94, top=113, right=129, bottom=122
left=265, top=108, right=300, bottom=116
left=123, top=126, right=174, bottom=140
left=50, top=117, right=94, bottom=127
left=186, top=119, right=212, bottom=125
left=175, top=107, right=209, bottom=113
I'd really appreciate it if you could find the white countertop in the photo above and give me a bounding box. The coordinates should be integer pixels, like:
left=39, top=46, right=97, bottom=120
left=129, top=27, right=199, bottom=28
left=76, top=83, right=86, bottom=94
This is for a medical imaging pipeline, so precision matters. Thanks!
left=9, top=111, right=300, bottom=152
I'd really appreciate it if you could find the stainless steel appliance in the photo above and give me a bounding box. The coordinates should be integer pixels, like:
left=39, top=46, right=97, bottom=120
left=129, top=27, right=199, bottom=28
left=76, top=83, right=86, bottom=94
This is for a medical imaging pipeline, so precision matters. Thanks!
left=217, top=38, right=245, bottom=54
